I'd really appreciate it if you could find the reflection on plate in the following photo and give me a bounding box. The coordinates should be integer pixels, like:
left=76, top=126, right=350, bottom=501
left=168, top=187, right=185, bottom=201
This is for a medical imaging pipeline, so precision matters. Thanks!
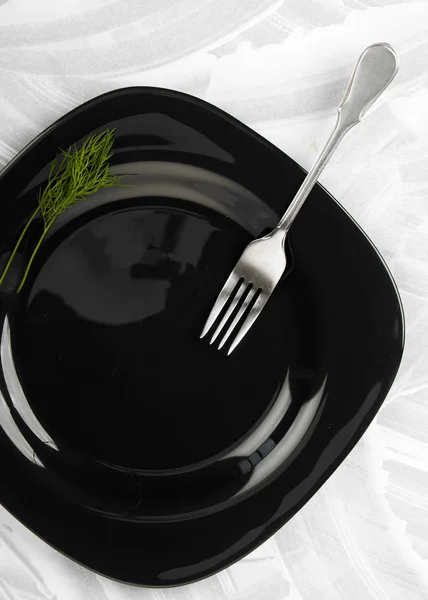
left=0, top=87, right=404, bottom=587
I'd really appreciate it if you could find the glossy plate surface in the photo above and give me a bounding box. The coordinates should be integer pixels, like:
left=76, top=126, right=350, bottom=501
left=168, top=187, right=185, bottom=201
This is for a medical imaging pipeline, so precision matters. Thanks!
left=0, top=87, right=404, bottom=587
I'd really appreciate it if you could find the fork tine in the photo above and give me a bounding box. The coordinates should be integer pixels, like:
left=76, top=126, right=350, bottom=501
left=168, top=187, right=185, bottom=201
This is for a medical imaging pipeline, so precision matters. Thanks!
left=209, top=280, right=248, bottom=344
left=217, top=287, right=258, bottom=350
left=200, top=272, right=239, bottom=338
left=227, top=291, right=269, bottom=355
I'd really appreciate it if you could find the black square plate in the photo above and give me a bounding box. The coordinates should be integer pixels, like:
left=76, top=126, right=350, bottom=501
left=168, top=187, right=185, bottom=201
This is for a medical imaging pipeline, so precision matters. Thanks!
left=0, top=88, right=404, bottom=587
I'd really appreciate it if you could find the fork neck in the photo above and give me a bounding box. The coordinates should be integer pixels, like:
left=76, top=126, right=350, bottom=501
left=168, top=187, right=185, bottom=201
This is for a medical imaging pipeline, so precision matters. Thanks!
left=272, top=111, right=354, bottom=239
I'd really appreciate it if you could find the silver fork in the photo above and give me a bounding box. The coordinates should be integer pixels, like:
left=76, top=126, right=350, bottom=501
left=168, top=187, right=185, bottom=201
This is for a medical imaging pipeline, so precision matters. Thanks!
left=201, top=42, right=399, bottom=355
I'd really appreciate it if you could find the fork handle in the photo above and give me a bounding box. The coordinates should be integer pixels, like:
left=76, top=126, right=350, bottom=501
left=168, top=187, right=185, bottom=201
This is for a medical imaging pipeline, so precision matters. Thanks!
left=274, top=43, right=399, bottom=236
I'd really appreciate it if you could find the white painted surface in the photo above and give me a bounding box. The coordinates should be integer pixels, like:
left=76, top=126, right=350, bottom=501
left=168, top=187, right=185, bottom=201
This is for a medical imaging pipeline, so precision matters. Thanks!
left=0, top=1, right=427, bottom=598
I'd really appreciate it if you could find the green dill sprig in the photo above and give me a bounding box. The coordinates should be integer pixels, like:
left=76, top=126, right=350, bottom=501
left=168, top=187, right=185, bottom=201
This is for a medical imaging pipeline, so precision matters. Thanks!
left=0, top=128, right=123, bottom=292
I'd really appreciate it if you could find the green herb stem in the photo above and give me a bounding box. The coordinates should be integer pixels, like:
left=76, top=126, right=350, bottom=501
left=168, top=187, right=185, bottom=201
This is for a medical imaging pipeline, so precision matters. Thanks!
left=0, top=206, right=41, bottom=285
left=16, top=226, right=49, bottom=293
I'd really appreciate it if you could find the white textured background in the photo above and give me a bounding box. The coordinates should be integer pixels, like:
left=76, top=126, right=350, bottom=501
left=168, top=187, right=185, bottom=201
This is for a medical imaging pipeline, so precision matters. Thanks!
left=1, top=1, right=428, bottom=598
